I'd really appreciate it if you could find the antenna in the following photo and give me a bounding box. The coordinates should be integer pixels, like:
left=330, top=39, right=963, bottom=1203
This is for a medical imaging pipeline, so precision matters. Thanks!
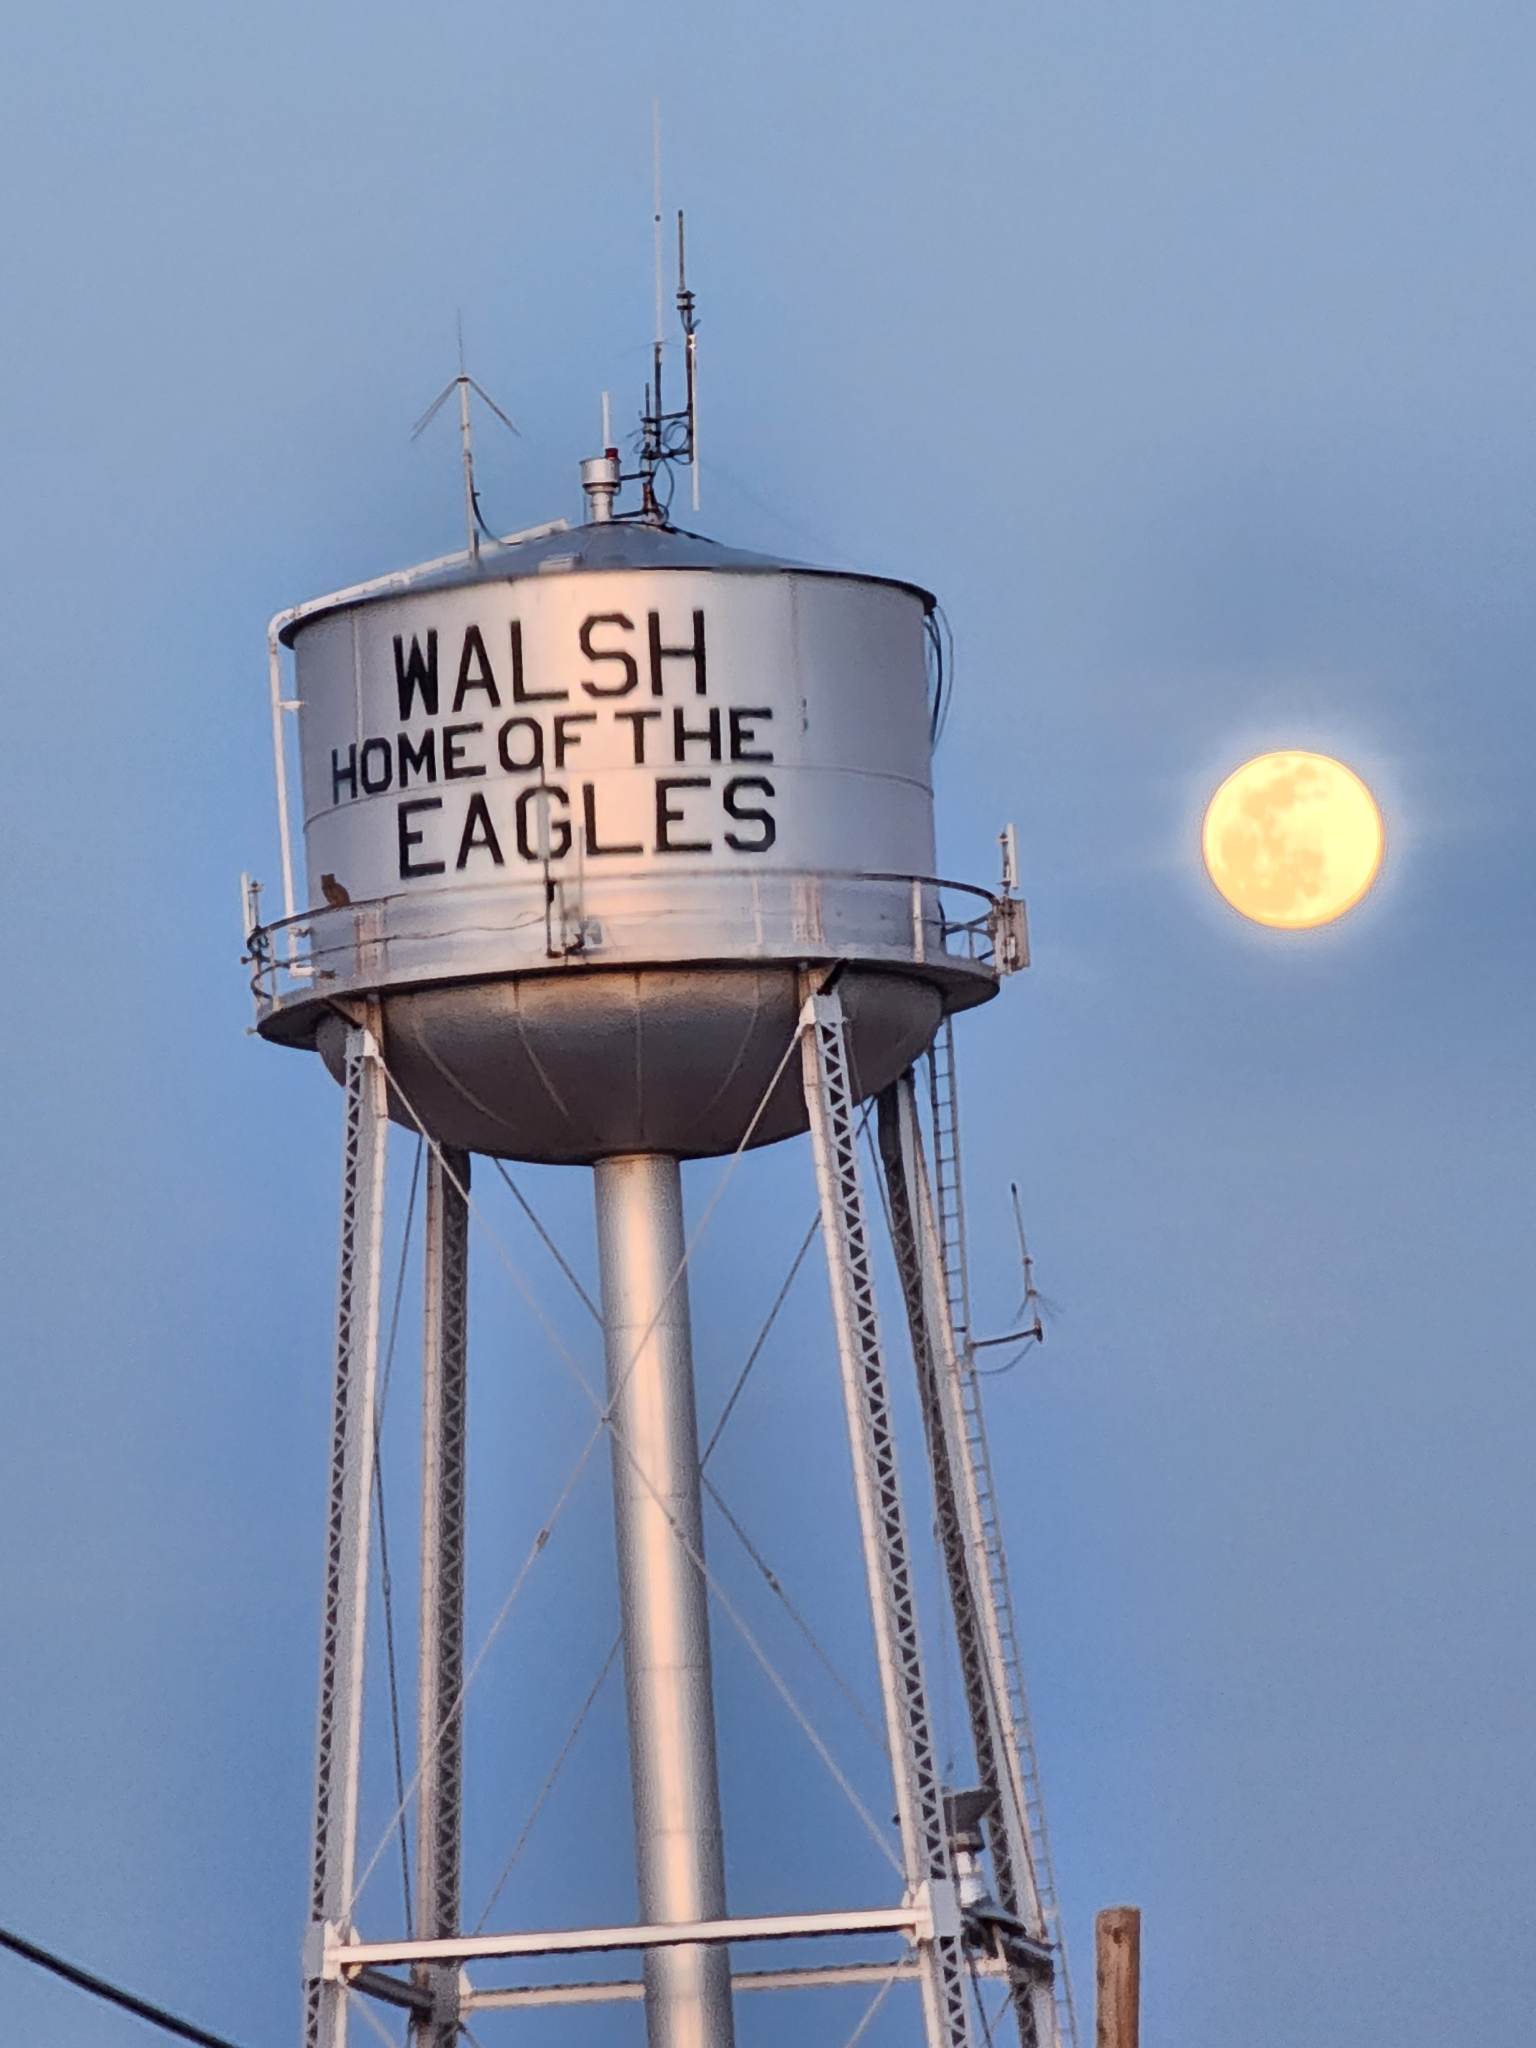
left=999, top=822, right=1020, bottom=897
left=678, top=208, right=700, bottom=512
left=411, top=321, right=520, bottom=559
left=603, top=123, right=702, bottom=527
left=652, top=100, right=665, bottom=354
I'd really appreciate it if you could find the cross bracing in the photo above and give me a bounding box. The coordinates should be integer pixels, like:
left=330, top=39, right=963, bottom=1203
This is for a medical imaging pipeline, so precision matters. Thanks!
left=298, top=994, right=1072, bottom=2048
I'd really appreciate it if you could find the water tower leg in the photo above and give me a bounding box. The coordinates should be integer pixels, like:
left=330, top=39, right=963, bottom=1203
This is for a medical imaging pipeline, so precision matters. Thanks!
left=593, top=1153, right=735, bottom=2048
left=304, top=1012, right=390, bottom=2048
left=799, top=989, right=975, bottom=2048
left=877, top=1076, right=1050, bottom=2048
left=413, top=1147, right=470, bottom=2048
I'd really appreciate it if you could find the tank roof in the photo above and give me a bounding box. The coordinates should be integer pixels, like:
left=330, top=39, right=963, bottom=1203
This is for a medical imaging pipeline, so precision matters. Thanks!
left=280, top=519, right=934, bottom=643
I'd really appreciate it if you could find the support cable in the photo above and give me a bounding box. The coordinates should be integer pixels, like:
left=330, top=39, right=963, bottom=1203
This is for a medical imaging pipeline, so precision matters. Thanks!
left=349, top=1024, right=903, bottom=1904
left=840, top=1965, right=902, bottom=2048
left=468, top=1212, right=877, bottom=1930
left=376, top=1139, right=424, bottom=1423
left=701, top=1214, right=820, bottom=1462
left=489, top=1175, right=877, bottom=1744
left=969, top=1958, right=1000, bottom=2048
left=347, top=1410, right=608, bottom=1914
left=489, top=1157, right=601, bottom=1319
left=350, top=1990, right=402, bottom=2048
left=701, top=1475, right=886, bottom=1750
left=371, top=1459, right=413, bottom=1935
left=371, top=1137, right=423, bottom=1934
left=491, top=1138, right=878, bottom=1747
left=496, top=1165, right=859, bottom=1737
left=0, top=1923, right=249, bottom=2048
left=472, top=1634, right=623, bottom=1930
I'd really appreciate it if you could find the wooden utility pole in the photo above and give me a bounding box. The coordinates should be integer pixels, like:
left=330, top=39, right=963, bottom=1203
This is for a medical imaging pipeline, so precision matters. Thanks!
left=1095, top=1906, right=1141, bottom=2048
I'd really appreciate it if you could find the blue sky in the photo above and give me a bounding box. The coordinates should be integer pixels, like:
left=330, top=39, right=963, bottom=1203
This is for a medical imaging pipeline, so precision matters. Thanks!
left=1, top=3, right=1532, bottom=2044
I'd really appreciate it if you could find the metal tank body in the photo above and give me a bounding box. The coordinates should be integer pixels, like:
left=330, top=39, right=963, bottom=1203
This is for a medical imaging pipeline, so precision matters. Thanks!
left=254, top=520, right=1001, bottom=1162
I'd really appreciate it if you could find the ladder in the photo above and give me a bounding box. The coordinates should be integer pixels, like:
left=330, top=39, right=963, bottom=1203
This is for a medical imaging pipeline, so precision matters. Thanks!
left=927, top=1021, right=1080, bottom=2048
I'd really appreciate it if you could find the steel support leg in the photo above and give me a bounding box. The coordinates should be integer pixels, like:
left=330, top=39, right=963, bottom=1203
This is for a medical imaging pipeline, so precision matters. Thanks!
left=594, top=1154, right=736, bottom=2048
left=879, top=1077, right=1053, bottom=2048
left=413, top=1147, right=470, bottom=2047
left=304, top=1011, right=390, bottom=2048
left=799, top=989, right=974, bottom=2048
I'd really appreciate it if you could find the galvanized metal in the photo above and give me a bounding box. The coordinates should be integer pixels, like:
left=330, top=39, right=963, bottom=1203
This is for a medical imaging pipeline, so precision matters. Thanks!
left=467, top=1960, right=1012, bottom=2012
left=253, top=529, right=1003, bottom=1162
left=413, top=1147, right=470, bottom=2048
left=594, top=1154, right=735, bottom=2048
left=290, top=567, right=934, bottom=903
left=275, top=519, right=933, bottom=634
left=333, top=1902, right=934, bottom=1970
left=928, top=1039, right=1080, bottom=2048
left=304, top=1009, right=389, bottom=2048
left=878, top=1076, right=1053, bottom=2048
left=799, top=985, right=974, bottom=2048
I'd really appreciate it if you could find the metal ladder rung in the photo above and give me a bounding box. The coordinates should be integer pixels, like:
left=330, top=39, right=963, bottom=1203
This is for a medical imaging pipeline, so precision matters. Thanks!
left=925, top=1022, right=1080, bottom=2048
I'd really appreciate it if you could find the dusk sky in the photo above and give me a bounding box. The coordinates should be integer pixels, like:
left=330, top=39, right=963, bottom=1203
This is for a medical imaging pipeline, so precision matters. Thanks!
left=1, top=4, right=1532, bottom=2045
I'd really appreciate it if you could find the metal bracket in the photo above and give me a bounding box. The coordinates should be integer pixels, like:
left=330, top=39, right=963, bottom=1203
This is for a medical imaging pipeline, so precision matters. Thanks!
left=303, top=1922, right=345, bottom=1986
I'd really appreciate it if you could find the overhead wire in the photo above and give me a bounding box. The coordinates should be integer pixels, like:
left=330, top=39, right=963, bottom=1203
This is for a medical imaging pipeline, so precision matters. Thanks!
left=0, top=1924, right=249, bottom=2048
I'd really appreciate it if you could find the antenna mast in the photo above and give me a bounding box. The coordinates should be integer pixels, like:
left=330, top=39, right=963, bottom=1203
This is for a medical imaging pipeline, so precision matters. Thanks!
left=600, top=108, right=699, bottom=526
left=412, top=325, right=520, bottom=559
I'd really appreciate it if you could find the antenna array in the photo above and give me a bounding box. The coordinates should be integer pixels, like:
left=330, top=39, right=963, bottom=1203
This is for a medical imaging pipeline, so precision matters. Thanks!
left=612, top=205, right=700, bottom=524
left=411, top=322, right=520, bottom=560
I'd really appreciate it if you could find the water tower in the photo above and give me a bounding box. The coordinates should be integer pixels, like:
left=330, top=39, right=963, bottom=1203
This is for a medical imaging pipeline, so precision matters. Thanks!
left=246, top=279, right=1071, bottom=2048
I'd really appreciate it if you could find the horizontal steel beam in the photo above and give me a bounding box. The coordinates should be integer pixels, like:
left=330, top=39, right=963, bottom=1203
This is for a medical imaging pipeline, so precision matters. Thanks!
left=333, top=1905, right=927, bottom=1975
left=466, top=1957, right=1012, bottom=2012
left=348, top=1968, right=432, bottom=2014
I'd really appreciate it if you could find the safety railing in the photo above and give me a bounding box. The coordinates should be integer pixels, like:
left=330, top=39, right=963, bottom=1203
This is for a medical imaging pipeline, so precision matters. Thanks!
left=243, top=867, right=1019, bottom=1024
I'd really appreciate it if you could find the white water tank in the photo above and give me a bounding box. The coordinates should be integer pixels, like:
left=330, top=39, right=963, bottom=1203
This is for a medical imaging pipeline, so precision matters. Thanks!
left=253, top=520, right=1008, bottom=1161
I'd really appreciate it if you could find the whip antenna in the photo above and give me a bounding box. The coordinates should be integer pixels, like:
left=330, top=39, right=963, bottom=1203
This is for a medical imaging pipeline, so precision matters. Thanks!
left=411, top=317, right=520, bottom=558
left=678, top=208, right=700, bottom=511
left=621, top=197, right=701, bottom=516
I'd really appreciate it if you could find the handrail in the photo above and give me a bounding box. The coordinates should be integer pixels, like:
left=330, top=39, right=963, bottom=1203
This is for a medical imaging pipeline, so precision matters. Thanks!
left=245, top=867, right=1006, bottom=1017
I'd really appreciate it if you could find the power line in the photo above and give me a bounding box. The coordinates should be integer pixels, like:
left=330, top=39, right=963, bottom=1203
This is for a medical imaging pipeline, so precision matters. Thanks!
left=0, top=1923, right=248, bottom=2048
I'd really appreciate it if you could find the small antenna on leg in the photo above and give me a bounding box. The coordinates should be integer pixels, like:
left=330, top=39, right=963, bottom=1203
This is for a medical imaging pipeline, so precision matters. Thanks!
left=412, top=322, right=520, bottom=558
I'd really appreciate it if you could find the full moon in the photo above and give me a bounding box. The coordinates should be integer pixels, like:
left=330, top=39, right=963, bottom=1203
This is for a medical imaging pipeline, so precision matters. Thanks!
left=1201, top=751, right=1385, bottom=929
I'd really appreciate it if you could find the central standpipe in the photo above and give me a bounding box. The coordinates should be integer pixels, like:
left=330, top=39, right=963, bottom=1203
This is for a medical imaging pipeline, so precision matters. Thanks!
left=593, top=1154, right=736, bottom=2048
